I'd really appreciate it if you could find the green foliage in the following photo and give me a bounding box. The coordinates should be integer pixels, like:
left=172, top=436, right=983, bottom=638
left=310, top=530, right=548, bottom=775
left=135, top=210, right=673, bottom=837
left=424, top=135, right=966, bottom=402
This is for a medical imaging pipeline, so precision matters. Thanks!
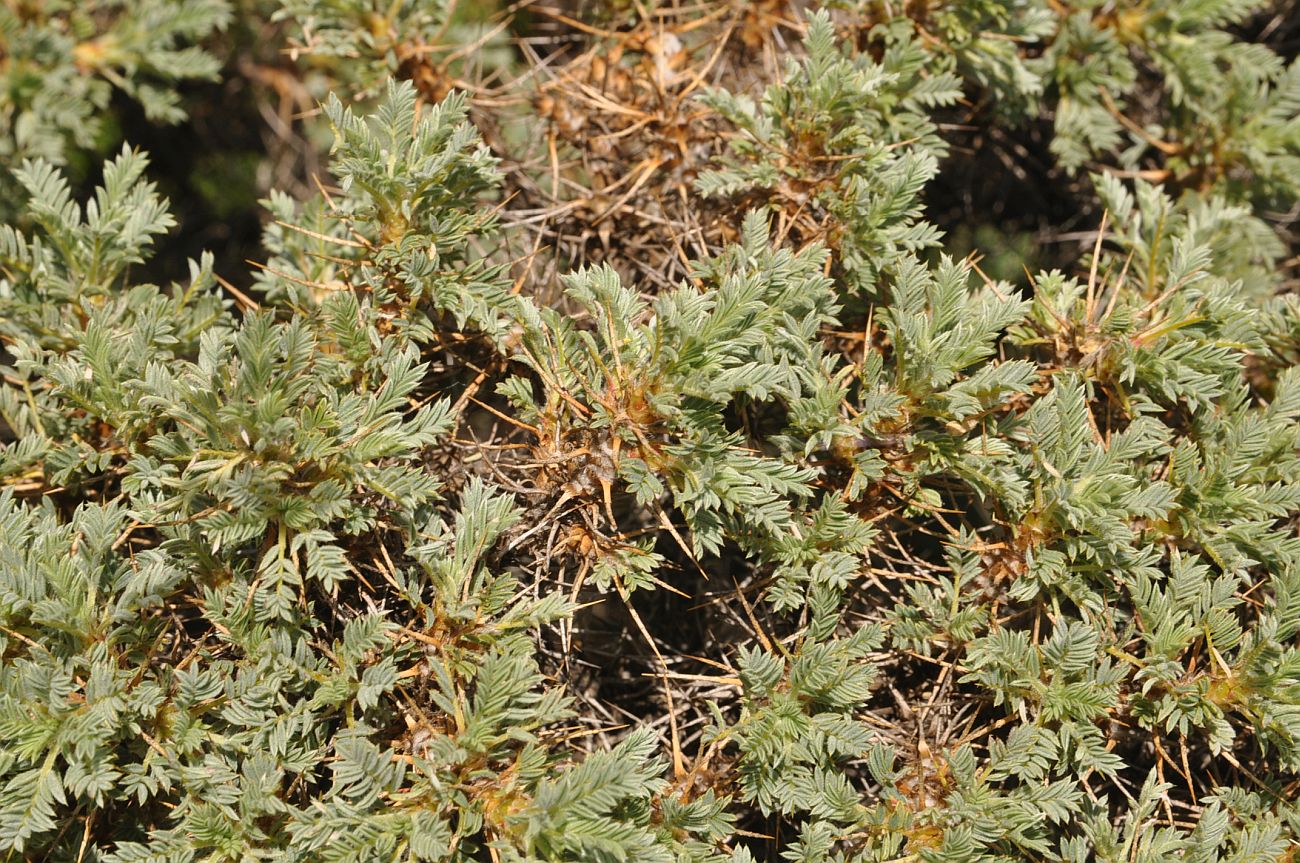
left=0, top=146, right=227, bottom=485
left=697, top=11, right=961, bottom=293
left=504, top=211, right=835, bottom=564
left=257, top=80, right=511, bottom=342
left=854, top=0, right=1300, bottom=204
left=0, top=0, right=229, bottom=212
left=2, top=2, right=1300, bottom=861
left=274, top=0, right=516, bottom=101
left=0, top=477, right=718, bottom=860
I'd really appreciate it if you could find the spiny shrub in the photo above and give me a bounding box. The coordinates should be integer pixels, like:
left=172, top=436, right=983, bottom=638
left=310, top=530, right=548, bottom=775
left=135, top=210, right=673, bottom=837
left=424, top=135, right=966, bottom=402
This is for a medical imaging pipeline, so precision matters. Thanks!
left=0, top=0, right=229, bottom=214
left=1, top=1, right=1299, bottom=861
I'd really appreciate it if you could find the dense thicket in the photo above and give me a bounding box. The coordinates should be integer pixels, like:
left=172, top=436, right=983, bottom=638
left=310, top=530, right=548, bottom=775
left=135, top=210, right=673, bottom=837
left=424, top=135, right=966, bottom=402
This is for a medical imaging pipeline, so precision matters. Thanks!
left=2, top=1, right=1300, bottom=861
